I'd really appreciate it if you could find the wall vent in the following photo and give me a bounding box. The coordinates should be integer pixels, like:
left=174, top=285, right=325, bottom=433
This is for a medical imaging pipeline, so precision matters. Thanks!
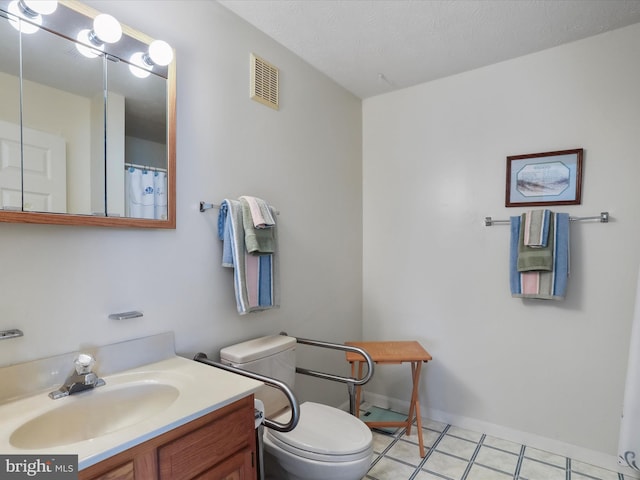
left=250, top=53, right=279, bottom=110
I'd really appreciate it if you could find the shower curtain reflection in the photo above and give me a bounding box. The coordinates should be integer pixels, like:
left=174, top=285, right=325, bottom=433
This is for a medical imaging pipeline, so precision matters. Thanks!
left=124, top=166, right=167, bottom=220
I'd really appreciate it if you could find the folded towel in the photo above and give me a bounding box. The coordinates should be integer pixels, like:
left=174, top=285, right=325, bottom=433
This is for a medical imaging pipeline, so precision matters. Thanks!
left=245, top=252, right=278, bottom=308
left=240, top=198, right=275, bottom=254
left=524, top=209, right=550, bottom=247
left=258, top=206, right=280, bottom=308
left=517, top=212, right=554, bottom=272
left=239, top=195, right=276, bottom=228
left=510, top=213, right=570, bottom=300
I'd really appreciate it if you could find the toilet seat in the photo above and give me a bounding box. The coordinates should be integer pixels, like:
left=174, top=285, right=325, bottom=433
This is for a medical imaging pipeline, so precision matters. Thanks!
left=266, top=402, right=372, bottom=463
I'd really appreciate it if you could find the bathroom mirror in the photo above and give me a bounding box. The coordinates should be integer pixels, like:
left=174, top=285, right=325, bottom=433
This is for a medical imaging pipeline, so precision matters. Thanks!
left=0, top=0, right=176, bottom=228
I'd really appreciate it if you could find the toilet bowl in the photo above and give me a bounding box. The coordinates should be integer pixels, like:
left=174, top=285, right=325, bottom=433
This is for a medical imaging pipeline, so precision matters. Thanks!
left=263, top=402, right=373, bottom=480
left=219, top=335, right=373, bottom=480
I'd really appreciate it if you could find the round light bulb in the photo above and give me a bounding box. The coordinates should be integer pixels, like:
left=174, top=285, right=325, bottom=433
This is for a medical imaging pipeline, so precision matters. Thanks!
left=148, top=40, right=173, bottom=66
left=93, top=13, right=122, bottom=44
left=22, top=0, right=57, bottom=15
left=75, top=29, right=103, bottom=58
left=129, top=52, right=152, bottom=78
left=7, top=0, right=41, bottom=34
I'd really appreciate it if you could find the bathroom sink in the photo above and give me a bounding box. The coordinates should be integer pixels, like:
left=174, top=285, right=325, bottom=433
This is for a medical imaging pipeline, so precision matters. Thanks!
left=0, top=353, right=262, bottom=470
left=10, top=382, right=179, bottom=449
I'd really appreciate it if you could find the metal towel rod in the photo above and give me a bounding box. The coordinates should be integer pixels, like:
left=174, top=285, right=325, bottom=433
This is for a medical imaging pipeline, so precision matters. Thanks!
left=485, top=211, right=609, bottom=227
left=200, top=201, right=280, bottom=215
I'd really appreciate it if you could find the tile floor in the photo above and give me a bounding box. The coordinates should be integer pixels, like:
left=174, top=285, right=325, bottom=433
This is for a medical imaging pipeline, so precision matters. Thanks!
left=361, top=405, right=629, bottom=480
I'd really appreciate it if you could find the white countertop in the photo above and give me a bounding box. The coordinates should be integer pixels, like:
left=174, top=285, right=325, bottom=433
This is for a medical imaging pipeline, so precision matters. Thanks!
left=0, top=355, right=262, bottom=470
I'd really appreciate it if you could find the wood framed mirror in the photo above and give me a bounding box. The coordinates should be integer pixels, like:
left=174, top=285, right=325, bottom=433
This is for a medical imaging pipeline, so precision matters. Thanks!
left=0, top=0, right=176, bottom=228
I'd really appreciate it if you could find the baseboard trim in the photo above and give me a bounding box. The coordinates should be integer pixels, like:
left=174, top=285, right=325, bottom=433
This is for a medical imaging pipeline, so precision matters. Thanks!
left=355, top=391, right=639, bottom=479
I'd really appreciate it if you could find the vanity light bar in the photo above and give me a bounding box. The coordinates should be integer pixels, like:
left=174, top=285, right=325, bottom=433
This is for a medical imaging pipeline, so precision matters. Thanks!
left=1, top=0, right=173, bottom=78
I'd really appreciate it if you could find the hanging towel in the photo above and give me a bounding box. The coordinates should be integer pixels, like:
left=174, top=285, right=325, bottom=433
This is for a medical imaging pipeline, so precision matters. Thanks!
left=510, top=213, right=570, bottom=300
left=523, top=209, right=551, bottom=247
left=517, top=212, right=554, bottom=272
left=245, top=252, right=277, bottom=308
left=509, top=216, right=522, bottom=295
left=218, top=199, right=250, bottom=313
left=218, top=200, right=280, bottom=314
left=239, top=195, right=276, bottom=228
left=218, top=201, right=234, bottom=268
left=240, top=197, right=275, bottom=254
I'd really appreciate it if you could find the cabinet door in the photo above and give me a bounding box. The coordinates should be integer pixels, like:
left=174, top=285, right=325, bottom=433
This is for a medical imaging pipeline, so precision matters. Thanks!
left=158, top=398, right=255, bottom=480
left=193, top=449, right=254, bottom=480
left=87, top=461, right=134, bottom=480
left=79, top=396, right=256, bottom=480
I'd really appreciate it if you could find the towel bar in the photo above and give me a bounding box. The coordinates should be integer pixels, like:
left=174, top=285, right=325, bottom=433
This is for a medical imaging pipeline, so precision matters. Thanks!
left=200, top=201, right=280, bottom=215
left=485, top=211, right=609, bottom=226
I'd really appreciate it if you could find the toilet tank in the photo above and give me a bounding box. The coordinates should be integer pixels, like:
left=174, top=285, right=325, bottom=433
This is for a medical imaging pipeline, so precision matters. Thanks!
left=220, top=335, right=297, bottom=416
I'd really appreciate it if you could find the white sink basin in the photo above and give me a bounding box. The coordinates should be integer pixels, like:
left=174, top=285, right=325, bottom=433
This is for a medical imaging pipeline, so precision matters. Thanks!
left=10, top=382, right=179, bottom=449
left=0, top=355, right=262, bottom=470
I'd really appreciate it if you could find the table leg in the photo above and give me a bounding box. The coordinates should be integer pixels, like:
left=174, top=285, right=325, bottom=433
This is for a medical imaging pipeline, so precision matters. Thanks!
left=408, top=361, right=425, bottom=457
left=350, top=361, right=364, bottom=418
left=406, top=363, right=416, bottom=435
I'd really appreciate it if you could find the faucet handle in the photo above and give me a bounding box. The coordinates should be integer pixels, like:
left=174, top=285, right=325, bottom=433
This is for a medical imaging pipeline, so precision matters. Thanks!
left=74, top=353, right=95, bottom=374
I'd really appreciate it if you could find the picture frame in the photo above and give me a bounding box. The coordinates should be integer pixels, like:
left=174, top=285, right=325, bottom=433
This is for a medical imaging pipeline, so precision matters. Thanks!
left=505, top=148, right=583, bottom=207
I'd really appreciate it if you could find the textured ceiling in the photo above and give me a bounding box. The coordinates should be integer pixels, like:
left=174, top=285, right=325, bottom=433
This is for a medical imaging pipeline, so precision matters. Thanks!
left=218, top=0, right=640, bottom=99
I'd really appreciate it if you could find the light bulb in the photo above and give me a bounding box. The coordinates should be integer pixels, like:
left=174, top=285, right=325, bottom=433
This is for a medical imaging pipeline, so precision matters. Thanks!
left=129, top=52, right=152, bottom=78
left=92, top=13, right=122, bottom=44
left=7, top=0, right=41, bottom=34
left=148, top=40, right=173, bottom=66
left=75, top=29, right=103, bottom=58
left=22, top=0, right=57, bottom=15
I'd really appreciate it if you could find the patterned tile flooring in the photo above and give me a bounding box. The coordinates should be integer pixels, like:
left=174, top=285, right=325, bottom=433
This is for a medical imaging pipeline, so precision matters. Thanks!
left=361, top=405, right=629, bottom=480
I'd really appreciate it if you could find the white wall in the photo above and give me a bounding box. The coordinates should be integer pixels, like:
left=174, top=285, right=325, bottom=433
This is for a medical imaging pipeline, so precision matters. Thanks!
left=363, top=23, right=640, bottom=472
left=0, top=1, right=363, bottom=408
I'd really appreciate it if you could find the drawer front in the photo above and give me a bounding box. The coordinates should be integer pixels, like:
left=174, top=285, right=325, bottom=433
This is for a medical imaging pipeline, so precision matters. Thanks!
left=158, top=402, right=254, bottom=480
left=193, top=449, right=254, bottom=480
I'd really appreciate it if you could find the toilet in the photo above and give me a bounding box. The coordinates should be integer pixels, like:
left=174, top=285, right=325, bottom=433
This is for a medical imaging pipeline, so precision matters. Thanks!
left=220, top=335, right=373, bottom=480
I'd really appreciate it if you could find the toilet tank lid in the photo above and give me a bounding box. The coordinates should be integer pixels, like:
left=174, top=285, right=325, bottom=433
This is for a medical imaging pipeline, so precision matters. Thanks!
left=220, top=335, right=297, bottom=364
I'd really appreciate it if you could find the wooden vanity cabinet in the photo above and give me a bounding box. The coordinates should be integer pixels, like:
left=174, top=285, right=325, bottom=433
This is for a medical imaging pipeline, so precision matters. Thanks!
left=79, top=395, right=256, bottom=480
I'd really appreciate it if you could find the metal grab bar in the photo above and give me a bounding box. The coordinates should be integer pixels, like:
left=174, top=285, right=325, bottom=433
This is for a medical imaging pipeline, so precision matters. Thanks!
left=193, top=352, right=300, bottom=432
left=286, top=334, right=375, bottom=416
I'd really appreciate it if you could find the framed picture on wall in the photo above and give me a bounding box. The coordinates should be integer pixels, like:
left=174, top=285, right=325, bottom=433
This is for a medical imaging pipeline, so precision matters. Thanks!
left=505, top=148, right=583, bottom=207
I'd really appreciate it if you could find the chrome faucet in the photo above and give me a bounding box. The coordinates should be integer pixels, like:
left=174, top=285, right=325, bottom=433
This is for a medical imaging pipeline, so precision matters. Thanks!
left=49, top=353, right=106, bottom=399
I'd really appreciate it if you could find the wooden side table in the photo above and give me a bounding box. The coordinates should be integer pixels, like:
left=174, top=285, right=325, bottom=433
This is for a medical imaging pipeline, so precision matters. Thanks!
left=345, top=340, right=432, bottom=457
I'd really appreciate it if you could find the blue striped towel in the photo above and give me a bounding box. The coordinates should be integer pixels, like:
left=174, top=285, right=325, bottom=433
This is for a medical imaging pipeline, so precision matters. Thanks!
left=510, top=213, right=570, bottom=300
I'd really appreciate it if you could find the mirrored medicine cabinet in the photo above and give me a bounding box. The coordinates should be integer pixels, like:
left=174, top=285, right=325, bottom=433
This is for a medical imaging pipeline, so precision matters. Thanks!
left=0, top=0, right=176, bottom=228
